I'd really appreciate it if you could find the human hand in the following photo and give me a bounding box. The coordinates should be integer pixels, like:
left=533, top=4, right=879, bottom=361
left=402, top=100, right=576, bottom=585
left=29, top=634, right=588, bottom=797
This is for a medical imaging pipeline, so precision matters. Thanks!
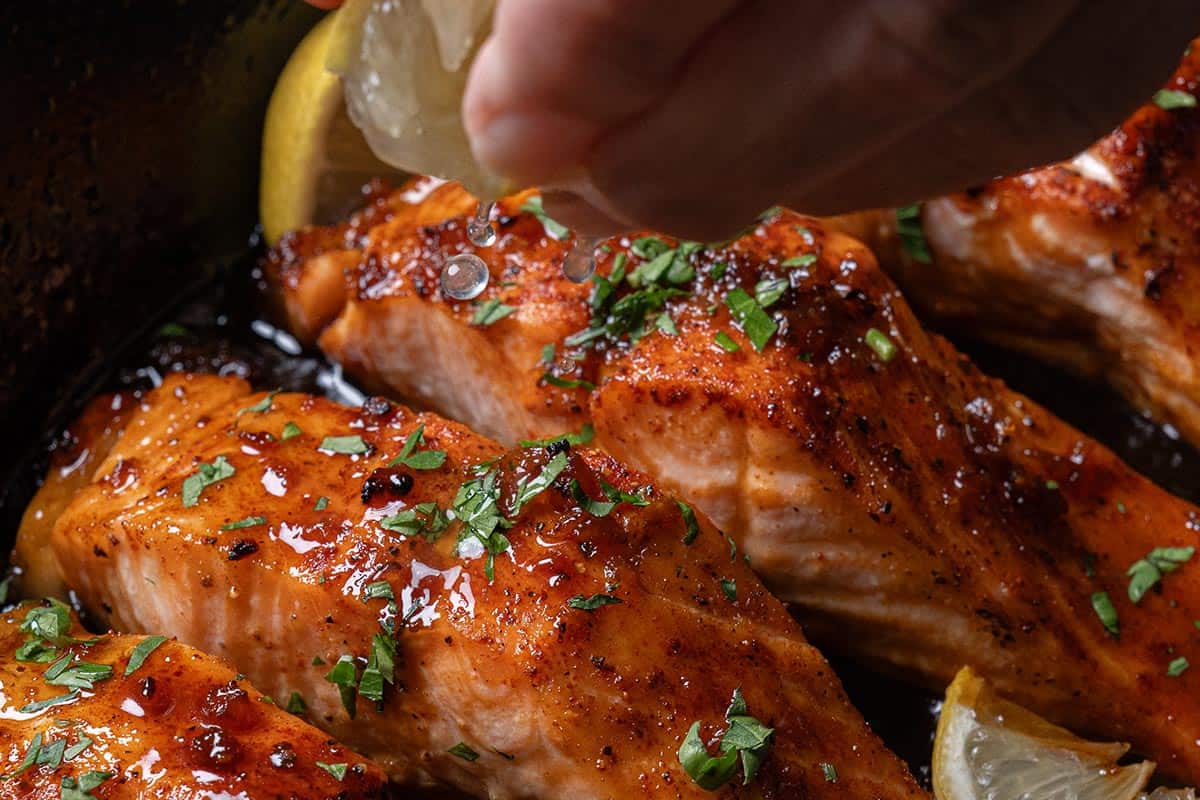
left=310, top=1, right=1196, bottom=240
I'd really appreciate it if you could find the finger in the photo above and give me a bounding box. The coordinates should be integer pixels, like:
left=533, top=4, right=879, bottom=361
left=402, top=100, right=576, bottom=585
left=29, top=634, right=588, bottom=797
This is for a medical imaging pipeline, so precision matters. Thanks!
left=464, top=0, right=739, bottom=188
left=540, top=188, right=629, bottom=239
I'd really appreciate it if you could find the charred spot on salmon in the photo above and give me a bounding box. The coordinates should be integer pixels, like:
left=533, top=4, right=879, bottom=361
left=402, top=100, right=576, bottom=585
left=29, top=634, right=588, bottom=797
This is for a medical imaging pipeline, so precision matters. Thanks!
left=361, top=467, right=414, bottom=505
left=228, top=539, right=259, bottom=560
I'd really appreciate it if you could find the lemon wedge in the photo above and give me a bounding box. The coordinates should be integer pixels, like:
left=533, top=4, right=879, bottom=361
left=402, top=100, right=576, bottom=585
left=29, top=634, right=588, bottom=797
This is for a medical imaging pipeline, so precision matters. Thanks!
left=259, top=10, right=405, bottom=244
left=934, top=667, right=1159, bottom=800
left=328, top=0, right=507, bottom=200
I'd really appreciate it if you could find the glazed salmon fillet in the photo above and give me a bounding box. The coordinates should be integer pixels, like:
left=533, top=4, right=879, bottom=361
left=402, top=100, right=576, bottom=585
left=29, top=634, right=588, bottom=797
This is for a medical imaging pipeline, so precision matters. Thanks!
left=835, top=41, right=1200, bottom=447
left=0, top=600, right=383, bottom=799
left=266, top=181, right=1200, bottom=781
left=40, top=373, right=925, bottom=799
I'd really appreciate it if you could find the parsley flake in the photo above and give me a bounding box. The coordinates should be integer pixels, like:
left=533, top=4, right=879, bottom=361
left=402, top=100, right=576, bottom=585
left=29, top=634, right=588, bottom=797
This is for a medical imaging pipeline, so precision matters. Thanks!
left=1091, top=591, right=1120, bottom=638
left=1168, top=656, right=1190, bottom=677
left=1127, top=546, right=1194, bottom=603
left=725, top=288, right=778, bottom=351
left=677, top=500, right=700, bottom=544
left=1154, top=89, right=1198, bottom=110
left=449, top=742, right=480, bottom=762
left=720, top=578, right=737, bottom=601
left=678, top=688, right=774, bottom=789
left=238, top=389, right=279, bottom=417
left=282, top=421, right=303, bottom=440
left=387, top=423, right=447, bottom=470
left=472, top=298, right=516, bottom=326
left=381, top=502, right=450, bottom=541
left=519, top=195, right=569, bottom=239
left=714, top=331, right=740, bottom=352
left=319, top=435, right=369, bottom=455
left=567, top=594, right=623, bottom=612
left=182, top=455, right=235, bottom=507
left=124, top=635, right=168, bottom=676
left=821, top=762, right=838, bottom=782
left=896, top=204, right=932, bottom=263
left=220, top=515, right=266, bottom=531
left=865, top=328, right=898, bottom=362
left=519, top=423, right=594, bottom=449
left=316, top=762, right=347, bottom=781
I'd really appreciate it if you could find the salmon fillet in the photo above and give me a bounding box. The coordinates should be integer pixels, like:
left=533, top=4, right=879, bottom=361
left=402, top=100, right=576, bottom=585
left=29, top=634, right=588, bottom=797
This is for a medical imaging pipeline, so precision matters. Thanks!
left=43, top=373, right=925, bottom=799
left=0, top=600, right=383, bottom=799
left=266, top=181, right=1200, bottom=781
left=834, top=40, right=1200, bottom=447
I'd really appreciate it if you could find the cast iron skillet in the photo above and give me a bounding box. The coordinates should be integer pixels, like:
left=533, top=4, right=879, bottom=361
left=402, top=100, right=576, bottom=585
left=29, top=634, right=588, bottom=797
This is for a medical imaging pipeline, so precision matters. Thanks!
left=4, top=2, right=1199, bottom=791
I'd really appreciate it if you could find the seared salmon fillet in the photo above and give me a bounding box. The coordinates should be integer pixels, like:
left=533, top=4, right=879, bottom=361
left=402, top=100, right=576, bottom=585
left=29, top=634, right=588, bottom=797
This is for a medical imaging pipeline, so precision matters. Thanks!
left=42, top=373, right=925, bottom=799
left=834, top=41, right=1200, bottom=447
left=0, top=600, right=383, bottom=799
left=267, top=181, right=1200, bottom=781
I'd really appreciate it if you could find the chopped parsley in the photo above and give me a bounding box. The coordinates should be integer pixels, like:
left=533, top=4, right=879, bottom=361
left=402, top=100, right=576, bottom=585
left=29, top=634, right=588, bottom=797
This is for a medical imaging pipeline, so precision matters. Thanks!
left=721, top=579, right=737, bottom=601
left=1168, top=656, right=1190, bottom=677
left=452, top=468, right=515, bottom=583
left=569, top=480, right=618, bottom=517
left=281, top=421, right=303, bottom=440
left=381, top=502, right=450, bottom=541
left=1045, top=480, right=1060, bottom=491
left=567, top=594, right=623, bottom=612
left=896, top=204, right=932, bottom=263
left=678, top=688, right=774, bottom=789
left=865, top=328, right=897, bottom=362
left=63, top=737, right=92, bottom=762
left=725, top=288, right=778, bottom=351
left=18, top=691, right=80, bottom=715
left=45, top=656, right=112, bottom=691
left=1091, top=591, right=1120, bottom=638
left=713, top=331, right=740, bottom=352
left=519, top=423, right=594, bottom=449
left=780, top=254, right=816, bottom=268
left=286, top=691, right=308, bottom=714
left=324, top=655, right=359, bottom=719
left=448, top=742, right=480, bottom=762
left=1126, top=546, right=1194, bottom=603
left=3, top=732, right=42, bottom=781
left=655, top=312, right=678, bottom=335
left=123, top=635, right=168, bottom=676
left=314, top=496, right=329, bottom=511
left=820, top=762, right=838, bottom=782
left=711, top=262, right=729, bottom=280
left=319, top=435, right=369, bottom=455
left=238, top=389, right=279, bottom=416
left=59, top=771, right=112, bottom=800
left=220, top=515, right=266, bottom=531
left=631, top=236, right=670, bottom=260
left=510, top=452, right=569, bottom=515
left=541, top=373, right=596, bottom=391
left=387, top=423, right=447, bottom=470
left=1154, top=89, right=1198, bottom=110
left=472, top=298, right=516, bottom=326
left=182, top=455, right=235, bottom=507
left=316, top=762, right=348, bottom=781
left=677, top=500, right=700, bottom=544
left=754, top=277, right=788, bottom=308
left=519, top=195, right=569, bottom=239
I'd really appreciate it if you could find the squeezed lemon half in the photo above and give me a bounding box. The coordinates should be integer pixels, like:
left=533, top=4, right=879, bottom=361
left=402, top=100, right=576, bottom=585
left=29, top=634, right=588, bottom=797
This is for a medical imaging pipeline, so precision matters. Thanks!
left=260, top=0, right=501, bottom=244
left=933, top=667, right=1192, bottom=800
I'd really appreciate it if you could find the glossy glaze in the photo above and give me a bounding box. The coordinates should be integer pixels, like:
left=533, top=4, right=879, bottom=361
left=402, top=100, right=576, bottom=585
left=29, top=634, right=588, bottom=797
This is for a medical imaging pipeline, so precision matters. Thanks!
left=269, top=180, right=1200, bottom=781
left=835, top=40, right=1200, bottom=448
left=42, top=374, right=925, bottom=799
left=0, top=601, right=383, bottom=799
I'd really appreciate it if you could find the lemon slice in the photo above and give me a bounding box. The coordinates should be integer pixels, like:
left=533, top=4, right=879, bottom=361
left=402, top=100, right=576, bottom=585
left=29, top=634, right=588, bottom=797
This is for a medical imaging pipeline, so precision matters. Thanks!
left=934, top=667, right=1158, bottom=800
left=260, top=10, right=405, bottom=244
left=328, top=0, right=507, bottom=200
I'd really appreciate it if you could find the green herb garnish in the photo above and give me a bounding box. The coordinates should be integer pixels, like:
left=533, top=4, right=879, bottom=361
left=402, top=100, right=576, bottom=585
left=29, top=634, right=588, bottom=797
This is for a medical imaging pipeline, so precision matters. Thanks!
left=59, top=771, right=112, bottom=800
left=319, top=435, right=369, bottom=455
left=780, top=254, right=816, bottom=268
left=677, top=500, right=700, bottom=544
left=754, top=277, right=788, bottom=308
left=316, top=762, right=348, bottom=781
left=541, top=373, right=596, bottom=391
left=820, top=762, right=838, bottom=782
left=519, top=195, right=569, bottom=239
left=1154, top=89, right=1198, bottom=110
left=182, top=455, right=235, bottom=507
left=865, top=328, right=897, bottom=362
left=678, top=688, right=774, bottom=789
left=387, top=423, right=447, bottom=470
left=713, top=331, right=740, bottom=352
left=286, top=691, right=308, bottom=714
left=325, top=655, right=359, bottom=719
left=567, top=594, right=623, bottom=612
left=381, top=502, right=450, bottom=541
left=1168, top=656, right=1190, bottom=677
left=314, top=496, right=329, bottom=511
left=896, top=204, right=932, bottom=263
left=238, top=389, right=279, bottom=416
left=519, top=423, right=594, bottom=449
left=124, top=635, right=168, bottom=676
left=449, top=742, right=480, bottom=762
left=721, top=579, right=737, bottom=601
left=1127, top=546, right=1194, bottom=603
left=472, top=298, right=516, bottom=326
left=725, top=288, right=777, bottom=351
left=220, top=515, right=266, bottom=531
left=282, top=421, right=303, bottom=440
left=1091, top=591, right=1120, bottom=638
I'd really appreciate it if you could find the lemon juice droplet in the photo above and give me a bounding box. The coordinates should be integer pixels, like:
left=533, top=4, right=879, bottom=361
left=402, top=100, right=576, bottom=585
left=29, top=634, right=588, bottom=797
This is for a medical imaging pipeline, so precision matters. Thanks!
left=467, top=201, right=496, bottom=247
left=440, top=253, right=490, bottom=300
left=563, top=236, right=600, bottom=283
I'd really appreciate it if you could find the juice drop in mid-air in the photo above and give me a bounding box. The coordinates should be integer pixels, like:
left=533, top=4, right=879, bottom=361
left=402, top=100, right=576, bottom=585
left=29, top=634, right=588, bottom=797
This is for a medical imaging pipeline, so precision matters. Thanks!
left=562, top=235, right=600, bottom=283
left=466, top=200, right=496, bottom=247
left=440, top=253, right=490, bottom=300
